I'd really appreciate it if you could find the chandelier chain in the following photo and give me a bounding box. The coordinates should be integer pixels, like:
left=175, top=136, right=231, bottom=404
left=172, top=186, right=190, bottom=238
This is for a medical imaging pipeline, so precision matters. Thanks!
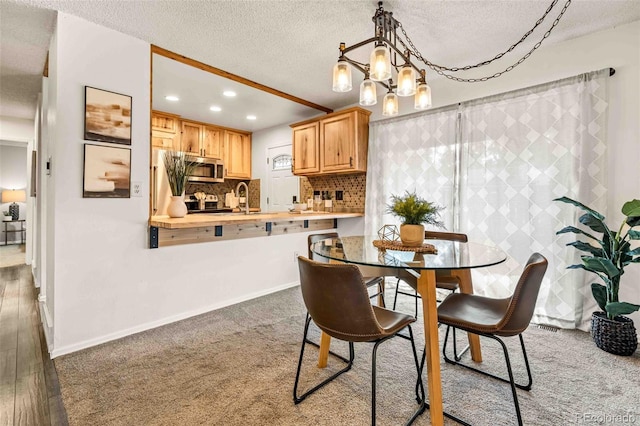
left=399, top=0, right=572, bottom=82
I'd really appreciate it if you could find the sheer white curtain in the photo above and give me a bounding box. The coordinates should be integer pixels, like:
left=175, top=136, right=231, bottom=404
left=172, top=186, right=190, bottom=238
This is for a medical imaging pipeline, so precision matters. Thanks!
left=365, top=106, right=459, bottom=236
left=366, top=69, right=610, bottom=330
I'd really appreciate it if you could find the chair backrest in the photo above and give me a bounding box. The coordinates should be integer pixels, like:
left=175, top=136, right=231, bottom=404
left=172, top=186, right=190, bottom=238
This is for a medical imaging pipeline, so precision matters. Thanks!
left=297, top=256, right=384, bottom=342
left=424, top=230, right=468, bottom=243
left=497, top=253, right=548, bottom=336
left=424, top=231, right=468, bottom=280
left=307, top=232, right=339, bottom=262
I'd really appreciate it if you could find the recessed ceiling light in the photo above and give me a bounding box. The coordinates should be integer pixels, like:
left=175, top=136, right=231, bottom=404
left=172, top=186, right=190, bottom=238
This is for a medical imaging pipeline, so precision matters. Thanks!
left=246, top=115, right=257, bottom=120
left=210, top=106, right=222, bottom=112
left=223, top=90, right=237, bottom=97
left=165, top=95, right=179, bottom=101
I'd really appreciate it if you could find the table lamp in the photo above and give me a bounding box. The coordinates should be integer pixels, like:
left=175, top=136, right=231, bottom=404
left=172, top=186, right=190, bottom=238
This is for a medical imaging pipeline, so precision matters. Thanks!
left=2, top=189, right=26, bottom=220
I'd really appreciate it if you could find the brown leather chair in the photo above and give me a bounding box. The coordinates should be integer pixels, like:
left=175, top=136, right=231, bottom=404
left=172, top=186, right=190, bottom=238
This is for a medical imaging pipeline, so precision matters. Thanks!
left=308, top=232, right=385, bottom=306
left=435, top=253, right=548, bottom=426
left=293, top=256, right=423, bottom=425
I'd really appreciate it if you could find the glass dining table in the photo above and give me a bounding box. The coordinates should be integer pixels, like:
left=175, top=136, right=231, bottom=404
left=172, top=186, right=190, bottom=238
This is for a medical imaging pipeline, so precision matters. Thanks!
left=310, top=235, right=507, bottom=426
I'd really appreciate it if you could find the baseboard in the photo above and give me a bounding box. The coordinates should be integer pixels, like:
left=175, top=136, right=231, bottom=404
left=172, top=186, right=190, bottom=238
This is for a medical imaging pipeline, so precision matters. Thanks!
left=32, top=265, right=39, bottom=288
left=50, top=280, right=300, bottom=358
left=39, top=299, right=54, bottom=352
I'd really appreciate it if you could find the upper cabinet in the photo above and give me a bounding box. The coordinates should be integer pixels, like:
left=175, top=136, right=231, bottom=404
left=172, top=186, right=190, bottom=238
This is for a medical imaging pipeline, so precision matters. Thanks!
left=292, top=122, right=320, bottom=174
left=151, top=111, right=252, bottom=179
left=180, top=121, right=223, bottom=159
left=151, top=111, right=181, bottom=150
left=290, top=107, right=371, bottom=176
left=203, top=126, right=223, bottom=160
left=224, top=130, right=252, bottom=179
left=181, top=121, right=203, bottom=156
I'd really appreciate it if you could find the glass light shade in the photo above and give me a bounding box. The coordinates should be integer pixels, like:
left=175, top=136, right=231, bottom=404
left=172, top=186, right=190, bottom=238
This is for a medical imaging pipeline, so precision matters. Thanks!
left=359, top=78, right=377, bottom=106
left=397, top=65, right=417, bottom=96
left=332, top=60, right=352, bottom=92
left=382, top=92, right=398, bottom=116
left=414, top=83, right=432, bottom=110
left=369, top=45, right=392, bottom=81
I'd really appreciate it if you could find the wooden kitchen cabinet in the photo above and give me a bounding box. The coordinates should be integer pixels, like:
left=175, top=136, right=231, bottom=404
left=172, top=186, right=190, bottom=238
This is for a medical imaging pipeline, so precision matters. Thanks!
left=292, top=122, right=320, bottom=174
left=151, top=111, right=181, bottom=150
left=203, top=126, right=223, bottom=159
left=290, top=107, right=370, bottom=175
left=224, top=130, right=252, bottom=179
left=181, top=121, right=222, bottom=159
left=181, top=121, right=202, bottom=155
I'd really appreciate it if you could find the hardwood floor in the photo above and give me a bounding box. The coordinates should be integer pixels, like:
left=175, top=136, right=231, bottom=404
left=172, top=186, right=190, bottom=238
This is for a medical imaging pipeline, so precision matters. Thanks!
left=0, top=264, right=68, bottom=426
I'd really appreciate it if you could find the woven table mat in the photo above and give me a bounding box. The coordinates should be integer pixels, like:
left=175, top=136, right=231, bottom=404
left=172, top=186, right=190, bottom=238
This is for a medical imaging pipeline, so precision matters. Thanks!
left=372, top=239, right=437, bottom=254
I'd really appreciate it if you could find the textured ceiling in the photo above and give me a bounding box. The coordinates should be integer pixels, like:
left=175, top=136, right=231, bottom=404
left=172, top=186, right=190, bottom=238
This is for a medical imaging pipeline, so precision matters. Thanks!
left=0, top=1, right=55, bottom=119
left=2, top=0, right=640, bottom=128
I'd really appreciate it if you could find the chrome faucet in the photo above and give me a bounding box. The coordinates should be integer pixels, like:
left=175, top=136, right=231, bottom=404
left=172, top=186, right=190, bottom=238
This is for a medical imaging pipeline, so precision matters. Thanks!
left=235, top=181, right=249, bottom=215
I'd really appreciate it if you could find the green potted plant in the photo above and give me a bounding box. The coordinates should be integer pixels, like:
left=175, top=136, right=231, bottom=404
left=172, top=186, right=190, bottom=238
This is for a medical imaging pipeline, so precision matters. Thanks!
left=2, top=211, right=11, bottom=221
left=387, top=190, right=444, bottom=246
left=163, top=150, right=197, bottom=218
left=555, top=196, right=640, bottom=355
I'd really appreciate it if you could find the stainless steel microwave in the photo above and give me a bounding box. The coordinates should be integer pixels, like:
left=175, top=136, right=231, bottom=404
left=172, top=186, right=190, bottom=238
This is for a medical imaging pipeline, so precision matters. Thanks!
left=187, top=156, right=224, bottom=183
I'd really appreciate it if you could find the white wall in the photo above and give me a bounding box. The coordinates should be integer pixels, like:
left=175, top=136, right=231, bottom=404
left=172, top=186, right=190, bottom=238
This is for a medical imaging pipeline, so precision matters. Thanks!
left=0, top=116, right=33, bottom=143
left=366, top=21, right=640, bottom=325
left=0, top=145, right=27, bottom=191
left=46, top=14, right=352, bottom=356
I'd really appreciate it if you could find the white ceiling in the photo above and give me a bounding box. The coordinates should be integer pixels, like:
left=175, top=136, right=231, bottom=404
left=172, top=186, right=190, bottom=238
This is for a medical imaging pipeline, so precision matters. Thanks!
left=2, top=0, right=639, bottom=131
left=152, top=54, right=323, bottom=132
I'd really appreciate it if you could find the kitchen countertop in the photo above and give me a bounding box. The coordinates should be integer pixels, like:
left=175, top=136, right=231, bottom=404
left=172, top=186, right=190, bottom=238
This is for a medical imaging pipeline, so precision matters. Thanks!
left=149, top=210, right=364, bottom=229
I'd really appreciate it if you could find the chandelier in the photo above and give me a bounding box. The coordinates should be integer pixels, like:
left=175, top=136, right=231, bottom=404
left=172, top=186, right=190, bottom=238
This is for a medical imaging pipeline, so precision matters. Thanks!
left=332, top=0, right=572, bottom=116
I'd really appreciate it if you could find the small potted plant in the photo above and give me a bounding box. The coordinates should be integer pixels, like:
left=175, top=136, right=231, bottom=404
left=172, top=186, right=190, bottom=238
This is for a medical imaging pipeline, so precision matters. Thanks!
left=555, top=196, right=640, bottom=356
left=387, top=190, right=444, bottom=246
left=163, top=150, right=197, bottom=218
left=2, top=211, right=11, bottom=221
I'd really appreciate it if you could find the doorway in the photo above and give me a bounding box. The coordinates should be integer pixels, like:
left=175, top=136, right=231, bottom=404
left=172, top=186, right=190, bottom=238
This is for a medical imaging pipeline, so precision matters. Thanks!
left=266, top=144, right=299, bottom=212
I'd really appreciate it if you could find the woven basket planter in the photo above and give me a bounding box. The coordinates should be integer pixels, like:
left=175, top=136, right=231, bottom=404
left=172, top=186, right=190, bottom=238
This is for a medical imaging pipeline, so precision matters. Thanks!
left=591, top=312, right=638, bottom=356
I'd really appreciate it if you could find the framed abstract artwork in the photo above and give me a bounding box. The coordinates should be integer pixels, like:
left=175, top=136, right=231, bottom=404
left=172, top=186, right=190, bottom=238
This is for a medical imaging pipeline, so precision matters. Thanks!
left=84, top=86, right=132, bottom=145
left=83, top=144, right=131, bottom=198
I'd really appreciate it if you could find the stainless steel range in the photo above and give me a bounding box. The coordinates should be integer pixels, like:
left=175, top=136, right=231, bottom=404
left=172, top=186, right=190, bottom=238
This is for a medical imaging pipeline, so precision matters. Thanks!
left=184, top=194, right=234, bottom=214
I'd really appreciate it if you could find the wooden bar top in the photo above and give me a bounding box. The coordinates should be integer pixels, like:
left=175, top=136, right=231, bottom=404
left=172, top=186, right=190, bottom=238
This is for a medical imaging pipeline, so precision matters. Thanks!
left=149, top=211, right=364, bottom=229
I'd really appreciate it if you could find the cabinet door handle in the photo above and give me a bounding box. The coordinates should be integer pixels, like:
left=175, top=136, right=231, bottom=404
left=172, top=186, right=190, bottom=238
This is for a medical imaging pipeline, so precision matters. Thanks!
left=203, top=149, right=206, bottom=157
left=349, top=156, right=353, bottom=167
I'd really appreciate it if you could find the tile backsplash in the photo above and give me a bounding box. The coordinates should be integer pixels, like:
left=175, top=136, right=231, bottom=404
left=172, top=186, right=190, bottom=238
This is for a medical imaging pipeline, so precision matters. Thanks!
left=300, top=174, right=366, bottom=212
left=186, top=179, right=260, bottom=209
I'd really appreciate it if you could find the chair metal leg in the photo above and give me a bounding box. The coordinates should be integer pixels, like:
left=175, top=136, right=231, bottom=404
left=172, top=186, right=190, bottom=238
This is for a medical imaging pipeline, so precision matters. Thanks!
left=392, top=279, right=400, bottom=310
left=442, top=326, right=533, bottom=390
left=451, top=328, right=471, bottom=362
left=302, top=313, right=352, bottom=363
left=293, top=315, right=354, bottom=404
left=440, top=326, right=533, bottom=425
left=393, top=279, right=419, bottom=318
left=414, top=349, right=473, bottom=426
left=372, top=325, right=424, bottom=426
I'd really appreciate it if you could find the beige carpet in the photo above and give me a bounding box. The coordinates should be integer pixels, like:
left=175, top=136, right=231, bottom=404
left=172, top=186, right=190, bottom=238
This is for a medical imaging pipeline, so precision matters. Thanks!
left=0, top=244, right=25, bottom=268
left=55, top=286, right=640, bottom=425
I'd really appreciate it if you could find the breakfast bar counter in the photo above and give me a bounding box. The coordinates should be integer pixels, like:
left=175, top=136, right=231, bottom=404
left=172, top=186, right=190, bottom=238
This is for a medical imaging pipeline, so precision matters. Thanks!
left=150, top=211, right=363, bottom=229
left=148, top=211, right=363, bottom=248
